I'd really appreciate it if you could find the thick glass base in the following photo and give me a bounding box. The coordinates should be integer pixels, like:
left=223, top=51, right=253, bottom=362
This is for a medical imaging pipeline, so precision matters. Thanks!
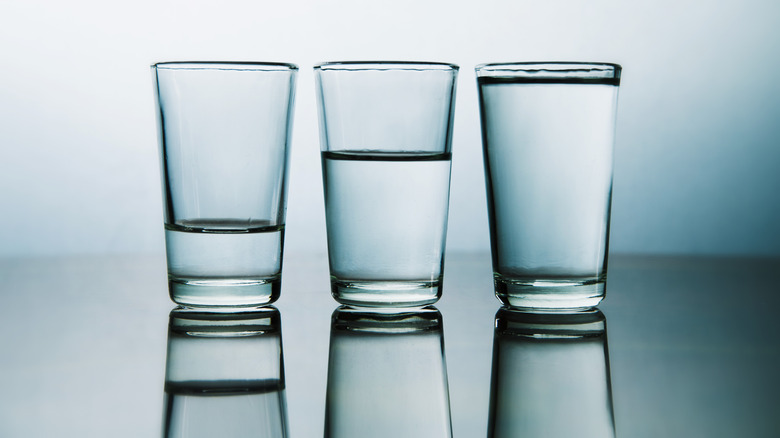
left=331, top=278, right=442, bottom=309
left=494, top=274, right=605, bottom=310
left=169, top=276, right=280, bottom=308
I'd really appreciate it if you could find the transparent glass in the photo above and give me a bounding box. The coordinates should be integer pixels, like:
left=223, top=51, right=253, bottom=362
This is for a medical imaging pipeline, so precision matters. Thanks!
left=487, top=308, right=615, bottom=438
left=325, top=307, right=452, bottom=438
left=476, top=62, right=621, bottom=309
left=314, top=62, right=459, bottom=308
left=162, top=307, right=288, bottom=438
left=152, top=62, right=297, bottom=307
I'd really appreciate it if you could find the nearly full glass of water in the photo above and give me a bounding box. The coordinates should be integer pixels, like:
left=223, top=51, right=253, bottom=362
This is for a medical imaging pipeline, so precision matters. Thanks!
left=476, top=63, right=621, bottom=309
left=315, top=62, right=459, bottom=308
left=152, top=62, right=297, bottom=307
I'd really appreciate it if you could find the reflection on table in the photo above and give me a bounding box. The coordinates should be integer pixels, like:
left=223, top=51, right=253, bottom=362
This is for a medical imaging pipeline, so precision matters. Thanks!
left=163, top=307, right=288, bottom=438
left=325, top=306, right=452, bottom=438
left=488, top=308, right=615, bottom=438
left=2, top=254, right=777, bottom=437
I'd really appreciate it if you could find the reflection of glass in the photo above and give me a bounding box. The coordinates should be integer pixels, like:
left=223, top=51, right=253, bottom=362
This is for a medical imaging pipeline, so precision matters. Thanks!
left=488, top=308, right=615, bottom=438
left=325, top=307, right=452, bottom=438
left=162, top=307, right=288, bottom=438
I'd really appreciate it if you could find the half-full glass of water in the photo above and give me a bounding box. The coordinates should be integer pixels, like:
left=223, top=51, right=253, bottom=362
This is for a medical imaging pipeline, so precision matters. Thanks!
left=314, top=62, right=459, bottom=308
left=152, top=62, right=297, bottom=307
left=476, top=62, right=621, bottom=310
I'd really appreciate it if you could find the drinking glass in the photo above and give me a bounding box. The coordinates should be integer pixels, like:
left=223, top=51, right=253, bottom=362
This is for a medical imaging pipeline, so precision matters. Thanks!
left=325, top=307, right=452, bottom=438
left=487, top=308, right=615, bottom=438
left=152, top=62, right=297, bottom=307
left=163, top=307, right=288, bottom=437
left=314, top=62, right=459, bottom=308
left=476, top=62, right=621, bottom=309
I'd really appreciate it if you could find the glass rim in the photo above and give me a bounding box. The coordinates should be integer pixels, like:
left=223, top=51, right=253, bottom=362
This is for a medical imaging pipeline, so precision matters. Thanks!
left=495, top=307, right=606, bottom=339
left=168, top=306, right=280, bottom=337
left=314, top=61, right=459, bottom=71
left=475, top=62, right=620, bottom=82
left=331, top=306, right=442, bottom=334
left=152, top=61, right=298, bottom=71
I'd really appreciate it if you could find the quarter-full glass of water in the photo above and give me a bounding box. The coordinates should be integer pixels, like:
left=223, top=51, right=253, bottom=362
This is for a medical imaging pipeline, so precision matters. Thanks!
left=314, top=62, right=459, bottom=308
left=476, top=62, right=621, bottom=310
left=152, top=62, right=297, bottom=307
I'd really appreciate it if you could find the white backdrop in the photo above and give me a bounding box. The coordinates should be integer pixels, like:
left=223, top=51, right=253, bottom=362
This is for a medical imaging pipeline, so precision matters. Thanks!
left=1, top=0, right=779, bottom=257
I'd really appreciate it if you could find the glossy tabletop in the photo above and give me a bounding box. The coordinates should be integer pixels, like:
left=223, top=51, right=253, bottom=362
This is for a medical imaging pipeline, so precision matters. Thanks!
left=1, top=253, right=778, bottom=437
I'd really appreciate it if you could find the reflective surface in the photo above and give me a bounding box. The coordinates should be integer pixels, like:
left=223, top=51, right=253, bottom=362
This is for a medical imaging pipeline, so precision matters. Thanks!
left=0, top=254, right=778, bottom=437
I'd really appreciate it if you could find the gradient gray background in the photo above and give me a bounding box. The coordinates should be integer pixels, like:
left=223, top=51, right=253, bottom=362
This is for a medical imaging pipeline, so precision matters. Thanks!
left=1, top=0, right=778, bottom=258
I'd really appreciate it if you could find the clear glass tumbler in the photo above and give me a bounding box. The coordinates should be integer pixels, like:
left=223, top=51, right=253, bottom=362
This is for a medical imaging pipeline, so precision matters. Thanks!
left=163, top=307, right=288, bottom=438
left=487, top=309, right=615, bottom=438
left=152, top=62, right=297, bottom=308
left=314, top=62, right=459, bottom=308
left=325, top=307, right=452, bottom=438
left=476, top=62, right=621, bottom=310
